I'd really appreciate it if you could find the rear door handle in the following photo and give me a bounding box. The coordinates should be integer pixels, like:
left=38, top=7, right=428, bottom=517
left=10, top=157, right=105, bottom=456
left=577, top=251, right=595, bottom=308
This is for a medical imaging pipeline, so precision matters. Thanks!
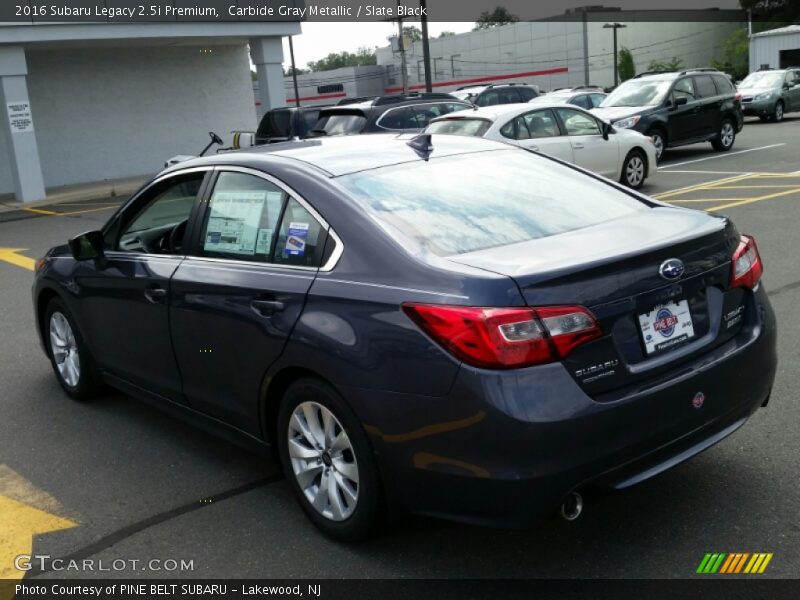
left=573, top=143, right=584, bottom=149
left=251, top=299, right=285, bottom=316
left=144, top=286, right=168, bottom=303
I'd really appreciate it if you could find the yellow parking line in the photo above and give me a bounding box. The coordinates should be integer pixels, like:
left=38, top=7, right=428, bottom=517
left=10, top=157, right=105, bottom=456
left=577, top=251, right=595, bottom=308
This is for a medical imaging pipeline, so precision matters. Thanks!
left=669, top=198, right=743, bottom=203
left=59, top=205, right=118, bottom=216
left=0, top=248, right=35, bottom=271
left=715, top=185, right=800, bottom=189
left=707, top=187, right=800, bottom=212
left=21, top=207, right=61, bottom=216
left=653, top=173, right=753, bottom=199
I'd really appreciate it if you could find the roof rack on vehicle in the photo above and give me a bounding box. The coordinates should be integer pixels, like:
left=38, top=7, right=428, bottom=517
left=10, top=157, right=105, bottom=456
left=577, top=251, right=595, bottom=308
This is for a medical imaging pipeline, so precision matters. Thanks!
left=570, top=85, right=604, bottom=90
left=336, top=96, right=378, bottom=105
left=679, top=67, right=719, bottom=75
left=372, top=92, right=455, bottom=106
left=633, top=70, right=671, bottom=78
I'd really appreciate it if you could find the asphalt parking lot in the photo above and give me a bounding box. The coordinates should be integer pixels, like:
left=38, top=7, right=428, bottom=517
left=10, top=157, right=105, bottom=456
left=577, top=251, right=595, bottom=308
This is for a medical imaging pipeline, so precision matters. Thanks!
left=1, top=116, right=799, bottom=581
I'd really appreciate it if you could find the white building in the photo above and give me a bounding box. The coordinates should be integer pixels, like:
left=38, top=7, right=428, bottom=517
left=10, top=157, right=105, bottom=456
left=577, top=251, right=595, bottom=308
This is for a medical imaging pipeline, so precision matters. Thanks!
left=750, top=25, right=800, bottom=72
left=0, top=21, right=298, bottom=202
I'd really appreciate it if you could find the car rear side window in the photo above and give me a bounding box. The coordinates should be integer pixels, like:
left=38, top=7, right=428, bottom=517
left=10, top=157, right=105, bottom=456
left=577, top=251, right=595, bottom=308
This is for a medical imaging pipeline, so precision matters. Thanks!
left=377, top=106, right=417, bottom=130
left=338, top=150, right=645, bottom=256
left=694, top=75, right=717, bottom=99
left=272, top=198, right=328, bottom=268
left=425, top=118, right=491, bottom=137
left=315, top=111, right=367, bottom=135
left=712, top=74, right=734, bottom=94
left=517, top=87, right=536, bottom=101
left=571, top=94, right=591, bottom=109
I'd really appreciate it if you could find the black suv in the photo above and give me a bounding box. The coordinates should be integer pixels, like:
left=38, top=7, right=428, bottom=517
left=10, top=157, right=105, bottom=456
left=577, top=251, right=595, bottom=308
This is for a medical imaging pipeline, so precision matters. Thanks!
left=310, top=93, right=472, bottom=136
left=450, top=83, right=539, bottom=106
left=255, top=106, right=329, bottom=144
left=592, top=68, right=743, bottom=162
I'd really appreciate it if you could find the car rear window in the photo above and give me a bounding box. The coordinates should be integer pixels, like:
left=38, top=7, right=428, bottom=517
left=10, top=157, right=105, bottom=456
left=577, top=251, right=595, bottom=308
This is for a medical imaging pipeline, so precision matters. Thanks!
left=338, top=150, right=646, bottom=256
left=426, top=118, right=491, bottom=137
left=314, top=111, right=367, bottom=136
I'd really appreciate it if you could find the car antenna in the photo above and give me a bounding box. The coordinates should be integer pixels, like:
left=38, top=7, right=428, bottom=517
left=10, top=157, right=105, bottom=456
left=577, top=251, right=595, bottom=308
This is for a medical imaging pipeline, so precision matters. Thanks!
left=406, top=133, right=433, bottom=161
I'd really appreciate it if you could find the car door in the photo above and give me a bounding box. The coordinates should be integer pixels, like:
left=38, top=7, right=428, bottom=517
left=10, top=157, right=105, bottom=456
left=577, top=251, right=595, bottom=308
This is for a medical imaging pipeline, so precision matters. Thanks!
left=169, top=168, right=334, bottom=434
left=692, top=75, right=720, bottom=139
left=786, top=71, right=800, bottom=110
left=506, top=108, right=575, bottom=163
left=668, top=77, right=702, bottom=143
left=78, top=169, right=209, bottom=400
left=554, top=107, right=619, bottom=177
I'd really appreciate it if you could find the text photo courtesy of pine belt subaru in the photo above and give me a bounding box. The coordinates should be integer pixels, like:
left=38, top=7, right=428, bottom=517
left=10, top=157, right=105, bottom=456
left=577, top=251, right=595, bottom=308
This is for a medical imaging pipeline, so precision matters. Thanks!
left=425, top=103, right=657, bottom=189
left=591, top=68, right=744, bottom=162
left=32, top=135, right=777, bottom=541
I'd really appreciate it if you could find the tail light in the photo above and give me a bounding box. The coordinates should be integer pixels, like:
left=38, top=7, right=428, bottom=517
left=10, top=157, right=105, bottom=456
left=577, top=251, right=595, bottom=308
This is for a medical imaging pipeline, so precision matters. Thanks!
left=402, top=303, right=602, bottom=369
left=735, top=92, right=742, bottom=103
left=730, top=234, right=763, bottom=290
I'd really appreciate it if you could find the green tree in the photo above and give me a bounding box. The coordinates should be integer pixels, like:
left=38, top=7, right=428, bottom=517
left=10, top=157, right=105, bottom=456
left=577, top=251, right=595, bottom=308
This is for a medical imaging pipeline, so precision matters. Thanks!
left=307, top=47, right=377, bottom=72
left=618, top=46, right=635, bottom=82
left=438, top=31, right=456, bottom=38
left=711, top=28, right=749, bottom=80
left=284, top=66, right=309, bottom=76
left=647, top=57, right=684, bottom=72
left=402, top=26, right=422, bottom=42
left=473, top=6, right=520, bottom=30
left=739, top=0, right=800, bottom=28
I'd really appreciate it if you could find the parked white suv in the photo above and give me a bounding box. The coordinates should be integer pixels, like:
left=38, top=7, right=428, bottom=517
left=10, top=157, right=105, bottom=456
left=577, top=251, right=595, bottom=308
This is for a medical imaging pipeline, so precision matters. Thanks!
left=425, top=103, right=658, bottom=189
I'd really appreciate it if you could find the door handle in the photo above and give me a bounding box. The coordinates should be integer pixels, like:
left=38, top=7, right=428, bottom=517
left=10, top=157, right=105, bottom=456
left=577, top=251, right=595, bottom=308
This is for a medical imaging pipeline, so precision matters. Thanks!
left=144, top=286, right=168, bottom=303
left=573, top=143, right=585, bottom=149
left=251, top=299, right=285, bottom=316
left=529, top=145, right=540, bottom=151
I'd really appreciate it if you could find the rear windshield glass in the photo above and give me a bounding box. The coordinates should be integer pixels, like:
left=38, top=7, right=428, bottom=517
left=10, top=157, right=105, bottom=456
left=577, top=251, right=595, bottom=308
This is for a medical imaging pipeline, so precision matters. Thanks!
left=425, top=118, right=491, bottom=137
left=314, top=112, right=367, bottom=136
left=338, top=150, right=646, bottom=256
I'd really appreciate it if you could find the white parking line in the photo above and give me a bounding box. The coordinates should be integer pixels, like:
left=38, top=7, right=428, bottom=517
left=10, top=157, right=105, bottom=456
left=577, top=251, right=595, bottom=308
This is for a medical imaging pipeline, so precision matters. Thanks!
left=658, top=144, right=786, bottom=169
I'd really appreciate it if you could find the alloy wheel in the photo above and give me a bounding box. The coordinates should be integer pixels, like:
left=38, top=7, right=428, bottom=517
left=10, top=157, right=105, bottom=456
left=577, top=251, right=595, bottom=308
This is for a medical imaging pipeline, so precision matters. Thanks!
left=625, top=155, right=645, bottom=187
left=775, top=102, right=784, bottom=122
left=720, top=122, right=735, bottom=148
left=288, top=401, right=359, bottom=521
left=651, top=134, right=664, bottom=161
left=49, top=312, right=80, bottom=388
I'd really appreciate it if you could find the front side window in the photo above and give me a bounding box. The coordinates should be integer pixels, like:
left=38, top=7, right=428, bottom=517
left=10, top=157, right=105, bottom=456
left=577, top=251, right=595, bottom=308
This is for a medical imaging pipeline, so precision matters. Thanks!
left=571, top=94, right=591, bottom=109
left=523, top=110, right=560, bottom=138
left=589, top=93, right=606, bottom=107
left=117, top=174, right=203, bottom=254
left=672, top=78, right=697, bottom=102
left=199, top=172, right=328, bottom=268
left=338, top=150, right=645, bottom=256
left=555, top=108, right=601, bottom=136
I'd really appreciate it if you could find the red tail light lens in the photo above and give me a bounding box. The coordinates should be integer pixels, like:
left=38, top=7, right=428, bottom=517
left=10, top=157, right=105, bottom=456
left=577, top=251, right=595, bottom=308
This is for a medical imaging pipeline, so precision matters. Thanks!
left=402, top=304, right=602, bottom=369
left=730, top=234, right=763, bottom=290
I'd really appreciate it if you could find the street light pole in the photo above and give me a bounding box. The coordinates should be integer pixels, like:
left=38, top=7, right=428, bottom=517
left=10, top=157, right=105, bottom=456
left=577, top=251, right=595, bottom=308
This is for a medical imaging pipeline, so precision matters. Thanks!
left=420, top=0, right=432, bottom=92
left=603, top=22, right=627, bottom=88
left=288, top=36, right=300, bottom=107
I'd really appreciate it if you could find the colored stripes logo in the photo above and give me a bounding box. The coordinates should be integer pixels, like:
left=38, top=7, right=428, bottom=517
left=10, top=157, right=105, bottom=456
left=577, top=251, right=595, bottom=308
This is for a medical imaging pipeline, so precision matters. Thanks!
left=697, top=552, right=773, bottom=574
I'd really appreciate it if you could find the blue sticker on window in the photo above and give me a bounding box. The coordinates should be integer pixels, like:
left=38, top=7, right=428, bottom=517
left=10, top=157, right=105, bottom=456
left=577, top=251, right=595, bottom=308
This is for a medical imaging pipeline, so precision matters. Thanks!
left=284, top=222, right=309, bottom=256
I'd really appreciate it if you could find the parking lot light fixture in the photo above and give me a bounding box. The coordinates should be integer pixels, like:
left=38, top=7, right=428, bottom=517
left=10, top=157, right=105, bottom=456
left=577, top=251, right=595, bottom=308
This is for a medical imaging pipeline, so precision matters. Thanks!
left=603, top=22, right=627, bottom=88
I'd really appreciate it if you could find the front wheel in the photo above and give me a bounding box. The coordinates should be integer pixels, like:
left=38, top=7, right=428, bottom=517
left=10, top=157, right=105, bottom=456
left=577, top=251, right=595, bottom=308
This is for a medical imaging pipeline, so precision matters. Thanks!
left=711, top=119, right=736, bottom=151
left=277, top=377, right=383, bottom=541
left=620, top=150, right=647, bottom=189
left=645, top=130, right=665, bottom=162
left=44, top=298, right=101, bottom=400
left=770, top=100, right=784, bottom=122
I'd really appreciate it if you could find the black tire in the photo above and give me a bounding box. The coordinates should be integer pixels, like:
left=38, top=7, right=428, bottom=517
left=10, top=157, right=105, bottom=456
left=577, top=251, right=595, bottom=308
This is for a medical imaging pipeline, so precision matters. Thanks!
left=770, top=100, right=784, bottom=122
left=620, top=149, right=647, bottom=190
left=44, top=298, right=101, bottom=400
left=645, top=129, right=666, bottom=163
left=711, top=118, right=736, bottom=152
left=277, top=377, right=383, bottom=541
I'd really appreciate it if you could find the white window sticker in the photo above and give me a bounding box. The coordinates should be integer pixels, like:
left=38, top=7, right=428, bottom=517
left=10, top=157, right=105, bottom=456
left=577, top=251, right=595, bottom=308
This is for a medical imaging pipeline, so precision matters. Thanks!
left=255, top=228, right=273, bottom=255
left=284, top=222, right=309, bottom=257
left=7, top=102, right=34, bottom=133
left=204, top=191, right=266, bottom=255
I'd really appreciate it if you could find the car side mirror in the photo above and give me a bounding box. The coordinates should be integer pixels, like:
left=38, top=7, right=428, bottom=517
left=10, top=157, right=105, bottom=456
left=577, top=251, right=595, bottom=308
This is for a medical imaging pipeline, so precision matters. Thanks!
left=68, top=230, right=105, bottom=261
left=601, top=122, right=611, bottom=140
left=783, top=83, right=791, bottom=90
left=674, top=96, right=688, bottom=107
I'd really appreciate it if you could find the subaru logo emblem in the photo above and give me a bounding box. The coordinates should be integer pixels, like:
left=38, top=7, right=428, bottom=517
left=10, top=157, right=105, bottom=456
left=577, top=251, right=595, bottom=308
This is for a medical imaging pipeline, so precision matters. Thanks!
left=659, top=258, right=685, bottom=280
left=692, top=392, right=705, bottom=409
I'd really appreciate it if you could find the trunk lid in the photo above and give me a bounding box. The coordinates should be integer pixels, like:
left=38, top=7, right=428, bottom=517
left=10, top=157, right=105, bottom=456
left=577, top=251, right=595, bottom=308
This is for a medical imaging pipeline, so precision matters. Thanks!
left=448, top=207, right=745, bottom=396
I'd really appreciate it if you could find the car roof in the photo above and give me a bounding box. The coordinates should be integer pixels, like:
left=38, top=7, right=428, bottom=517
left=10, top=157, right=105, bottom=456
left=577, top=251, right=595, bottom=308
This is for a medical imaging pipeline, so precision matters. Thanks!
left=164, top=134, right=511, bottom=178
left=430, top=102, right=580, bottom=123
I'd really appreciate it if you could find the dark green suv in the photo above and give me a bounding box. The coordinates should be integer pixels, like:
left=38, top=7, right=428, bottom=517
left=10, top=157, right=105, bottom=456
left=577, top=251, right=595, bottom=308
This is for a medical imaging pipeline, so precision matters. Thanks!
left=592, top=68, right=744, bottom=162
left=738, top=68, right=800, bottom=122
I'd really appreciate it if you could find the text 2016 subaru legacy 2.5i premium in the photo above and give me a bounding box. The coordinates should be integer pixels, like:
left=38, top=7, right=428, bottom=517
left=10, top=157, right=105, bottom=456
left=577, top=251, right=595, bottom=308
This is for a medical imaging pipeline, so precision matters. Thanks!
left=32, top=135, right=777, bottom=541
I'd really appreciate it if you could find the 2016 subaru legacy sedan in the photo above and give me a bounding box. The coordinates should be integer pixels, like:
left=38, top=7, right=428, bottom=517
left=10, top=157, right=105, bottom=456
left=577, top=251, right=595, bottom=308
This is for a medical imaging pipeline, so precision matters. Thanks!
left=32, top=134, right=777, bottom=541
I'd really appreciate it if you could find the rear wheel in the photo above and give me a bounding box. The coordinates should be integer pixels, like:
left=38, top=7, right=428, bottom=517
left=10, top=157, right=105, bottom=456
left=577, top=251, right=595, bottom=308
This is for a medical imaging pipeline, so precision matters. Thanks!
left=770, top=100, right=784, bottom=122
left=620, top=150, right=647, bottom=189
left=645, top=129, right=665, bottom=162
left=711, top=119, right=735, bottom=151
left=277, top=377, right=383, bottom=541
left=44, top=298, right=101, bottom=400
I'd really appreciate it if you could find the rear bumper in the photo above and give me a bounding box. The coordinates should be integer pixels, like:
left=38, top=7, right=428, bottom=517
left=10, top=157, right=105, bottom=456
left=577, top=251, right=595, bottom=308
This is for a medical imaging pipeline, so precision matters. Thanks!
left=348, top=286, right=777, bottom=527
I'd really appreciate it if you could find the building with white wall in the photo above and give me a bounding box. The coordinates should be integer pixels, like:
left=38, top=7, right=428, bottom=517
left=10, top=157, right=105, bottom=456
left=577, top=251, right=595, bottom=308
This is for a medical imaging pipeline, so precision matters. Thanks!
left=0, top=20, right=299, bottom=202
left=284, top=9, right=742, bottom=106
left=750, top=25, right=800, bottom=72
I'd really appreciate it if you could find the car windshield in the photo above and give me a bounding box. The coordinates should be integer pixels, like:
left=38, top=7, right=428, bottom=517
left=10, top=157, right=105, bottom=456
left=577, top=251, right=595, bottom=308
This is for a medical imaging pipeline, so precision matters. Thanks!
left=740, top=72, right=784, bottom=89
left=338, top=150, right=645, bottom=256
left=425, top=118, right=491, bottom=137
left=312, top=112, right=367, bottom=136
left=600, top=79, right=673, bottom=107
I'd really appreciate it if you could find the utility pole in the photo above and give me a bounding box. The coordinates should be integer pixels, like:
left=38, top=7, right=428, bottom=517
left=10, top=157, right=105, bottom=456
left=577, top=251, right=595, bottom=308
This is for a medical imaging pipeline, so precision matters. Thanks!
left=288, top=36, right=300, bottom=107
left=420, top=0, right=432, bottom=92
left=397, top=17, right=408, bottom=94
left=603, top=22, right=626, bottom=88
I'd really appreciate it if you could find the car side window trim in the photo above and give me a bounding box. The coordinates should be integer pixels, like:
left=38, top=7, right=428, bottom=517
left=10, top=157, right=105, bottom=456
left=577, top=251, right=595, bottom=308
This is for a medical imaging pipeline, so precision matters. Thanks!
left=188, top=165, right=343, bottom=273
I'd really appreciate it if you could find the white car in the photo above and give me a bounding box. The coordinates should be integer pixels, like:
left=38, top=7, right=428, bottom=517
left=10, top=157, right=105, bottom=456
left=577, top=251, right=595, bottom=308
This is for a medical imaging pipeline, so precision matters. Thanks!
left=425, top=103, right=658, bottom=189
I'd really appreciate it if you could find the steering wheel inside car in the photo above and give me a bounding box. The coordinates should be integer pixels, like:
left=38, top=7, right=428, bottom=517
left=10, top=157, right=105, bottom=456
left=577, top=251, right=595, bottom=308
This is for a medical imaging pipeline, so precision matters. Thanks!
left=165, top=219, right=188, bottom=254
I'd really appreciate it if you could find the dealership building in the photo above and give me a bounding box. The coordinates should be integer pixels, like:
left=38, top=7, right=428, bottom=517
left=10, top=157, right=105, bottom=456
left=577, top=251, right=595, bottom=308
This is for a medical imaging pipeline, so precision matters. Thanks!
left=0, top=19, right=298, bottom=203
left=284, top=9, right=742, bottom=106
left=750, top=25, right=800, bottom=71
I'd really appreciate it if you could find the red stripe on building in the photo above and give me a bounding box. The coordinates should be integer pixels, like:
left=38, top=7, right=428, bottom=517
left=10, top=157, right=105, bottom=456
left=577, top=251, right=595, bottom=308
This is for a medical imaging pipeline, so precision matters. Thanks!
left=384, top=67, right=569, bottom=94
left=285, top=91, right=347, bottom=103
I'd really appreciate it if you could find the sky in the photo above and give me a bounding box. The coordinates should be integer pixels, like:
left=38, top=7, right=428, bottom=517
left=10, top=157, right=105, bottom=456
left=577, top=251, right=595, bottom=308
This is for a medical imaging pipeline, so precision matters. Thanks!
left=280, top=22, right=474, bottom=70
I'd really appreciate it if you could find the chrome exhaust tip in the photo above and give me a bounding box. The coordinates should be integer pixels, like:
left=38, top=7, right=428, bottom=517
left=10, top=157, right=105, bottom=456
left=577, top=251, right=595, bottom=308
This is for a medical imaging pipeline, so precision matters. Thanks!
left=561, top=492, right=583, bottom=521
